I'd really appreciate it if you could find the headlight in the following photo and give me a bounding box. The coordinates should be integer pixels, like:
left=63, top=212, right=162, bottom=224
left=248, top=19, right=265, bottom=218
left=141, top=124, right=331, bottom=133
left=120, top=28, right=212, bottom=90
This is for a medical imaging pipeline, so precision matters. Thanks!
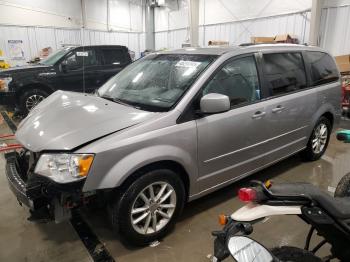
left=34, top=154, right=94, bottom=183
left=0, top=77, right=12, bottom=92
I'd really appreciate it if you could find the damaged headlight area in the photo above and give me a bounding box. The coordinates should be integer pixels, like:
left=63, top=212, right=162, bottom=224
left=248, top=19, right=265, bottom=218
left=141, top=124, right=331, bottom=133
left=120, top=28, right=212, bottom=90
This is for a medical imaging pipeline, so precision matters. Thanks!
left=0, top=77, right=12, bottom=92
left=35, top=153, right=94, bottom=183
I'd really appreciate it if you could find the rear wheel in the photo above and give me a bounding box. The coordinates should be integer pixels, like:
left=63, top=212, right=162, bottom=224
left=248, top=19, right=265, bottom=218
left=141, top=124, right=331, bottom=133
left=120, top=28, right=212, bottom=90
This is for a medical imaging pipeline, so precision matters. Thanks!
left=335, top=173, right=350, bottom=197
left=110, top=169, right=185, bottom=245
left=19, top=88, right=49, bottom=114
left=301, top=116, right=331, bottom=161
left=271, top=246, right=322, bottom=262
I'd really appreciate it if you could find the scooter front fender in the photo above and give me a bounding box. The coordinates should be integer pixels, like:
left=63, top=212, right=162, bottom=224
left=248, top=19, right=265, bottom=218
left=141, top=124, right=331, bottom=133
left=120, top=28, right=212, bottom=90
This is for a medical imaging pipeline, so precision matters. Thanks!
left=231, top=203, right=302, bottom=222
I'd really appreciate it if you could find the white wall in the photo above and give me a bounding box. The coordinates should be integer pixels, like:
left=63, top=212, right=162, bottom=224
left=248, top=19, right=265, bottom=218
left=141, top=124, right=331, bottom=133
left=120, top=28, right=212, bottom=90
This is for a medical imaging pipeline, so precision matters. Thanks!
left=154, top=0, right=312, bottom=49
left=0, top=0, right=145, bottom=65
left=319, top=4, right=350, bottom=56
left=85, top=0, right=143, bottom=32
left=0, top=0, right=82, bottom=28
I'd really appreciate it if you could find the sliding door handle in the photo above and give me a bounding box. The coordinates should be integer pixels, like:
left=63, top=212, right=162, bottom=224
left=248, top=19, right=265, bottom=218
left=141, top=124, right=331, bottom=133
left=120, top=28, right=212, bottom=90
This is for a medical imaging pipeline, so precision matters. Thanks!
left=272, top=105, right=285, bottom=113
left=252, top=111, right=266, bottom=119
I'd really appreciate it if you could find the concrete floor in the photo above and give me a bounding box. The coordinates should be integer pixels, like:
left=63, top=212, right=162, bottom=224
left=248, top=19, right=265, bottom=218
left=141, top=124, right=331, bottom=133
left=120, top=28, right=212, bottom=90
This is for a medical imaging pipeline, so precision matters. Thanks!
left=1, top=114, right=350, bottom=262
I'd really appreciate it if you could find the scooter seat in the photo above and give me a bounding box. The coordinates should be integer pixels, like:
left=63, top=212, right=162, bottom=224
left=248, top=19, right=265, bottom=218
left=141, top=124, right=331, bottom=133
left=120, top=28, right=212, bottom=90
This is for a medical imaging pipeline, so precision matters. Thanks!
left=269, top=183, right=350, bottom=219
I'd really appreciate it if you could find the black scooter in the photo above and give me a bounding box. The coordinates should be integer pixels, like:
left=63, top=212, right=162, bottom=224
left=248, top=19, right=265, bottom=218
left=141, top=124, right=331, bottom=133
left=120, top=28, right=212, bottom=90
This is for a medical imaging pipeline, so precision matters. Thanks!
left=212, top=130, right=350, bottom=262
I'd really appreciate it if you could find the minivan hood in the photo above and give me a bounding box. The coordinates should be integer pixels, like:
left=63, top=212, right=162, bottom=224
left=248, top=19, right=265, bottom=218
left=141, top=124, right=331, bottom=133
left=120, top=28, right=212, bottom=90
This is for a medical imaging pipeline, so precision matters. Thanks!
left=16, top=91, right=157, bottom=152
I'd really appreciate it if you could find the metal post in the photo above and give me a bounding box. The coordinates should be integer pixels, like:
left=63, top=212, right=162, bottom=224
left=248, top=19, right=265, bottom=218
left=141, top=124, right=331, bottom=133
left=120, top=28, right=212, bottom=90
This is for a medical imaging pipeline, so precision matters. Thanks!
left=145, top=0, right=155, bottom=50
left=309, top=0, right=324, bottom=46
left=107, top=0, right=110, bottom=31
left=81, top=0, right=87, bottom=29
left=189, top=0, right=199, bottom=47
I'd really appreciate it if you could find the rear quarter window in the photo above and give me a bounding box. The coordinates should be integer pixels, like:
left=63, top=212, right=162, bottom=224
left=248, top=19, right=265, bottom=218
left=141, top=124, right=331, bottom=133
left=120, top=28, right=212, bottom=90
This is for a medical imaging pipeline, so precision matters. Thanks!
left=102, top=48, right=129, bottom=65
left=305, top=51, right=339, bottom=86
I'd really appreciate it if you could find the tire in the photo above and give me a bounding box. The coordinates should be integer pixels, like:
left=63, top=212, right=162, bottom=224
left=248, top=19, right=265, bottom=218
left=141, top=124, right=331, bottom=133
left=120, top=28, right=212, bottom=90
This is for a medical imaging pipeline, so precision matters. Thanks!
left=335, top=173, right=350, bottom=197
left=19, top=88, right=49, bottom=114
left=111, top=169, right=185, bottom=246
left=271, top=246, right=322, bottom=262
left=301, top=116, right=331, bottom=161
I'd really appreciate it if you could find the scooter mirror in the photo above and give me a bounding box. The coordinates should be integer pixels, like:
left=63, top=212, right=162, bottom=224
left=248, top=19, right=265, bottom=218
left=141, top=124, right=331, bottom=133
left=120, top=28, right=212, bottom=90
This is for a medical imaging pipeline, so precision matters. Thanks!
left=228, top=236, right=273, bottom=262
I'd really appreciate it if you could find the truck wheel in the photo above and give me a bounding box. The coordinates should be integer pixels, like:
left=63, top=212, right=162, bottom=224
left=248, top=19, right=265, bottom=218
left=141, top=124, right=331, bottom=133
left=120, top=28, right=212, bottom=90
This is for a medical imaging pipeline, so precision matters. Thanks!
left=271, top=246, right=322, bottom=262
left=301, top=116, right=331, bottom=161
left=20, top=88, right=49, bottom=114
left=111, top=169, right=185, bottom=246
left=335, top=173, right=350, bottom=197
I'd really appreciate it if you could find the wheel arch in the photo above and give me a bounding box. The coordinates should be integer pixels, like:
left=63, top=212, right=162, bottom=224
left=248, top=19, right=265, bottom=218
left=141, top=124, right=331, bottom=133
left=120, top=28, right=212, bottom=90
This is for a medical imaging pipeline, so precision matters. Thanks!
left=117, top=160, right=191, bottom=201
left=321, top=111, right=334, bottom=128
left=17, top=83, right=55, bottom=101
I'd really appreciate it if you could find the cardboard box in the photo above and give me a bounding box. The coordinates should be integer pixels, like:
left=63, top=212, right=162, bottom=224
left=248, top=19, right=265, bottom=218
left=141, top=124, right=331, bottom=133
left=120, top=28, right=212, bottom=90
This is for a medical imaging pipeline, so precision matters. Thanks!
left=274, top=34, right=299, bottom=44
left=335, top=55, right=350, bottom=73
left=251, top=37, right=275, bottom=44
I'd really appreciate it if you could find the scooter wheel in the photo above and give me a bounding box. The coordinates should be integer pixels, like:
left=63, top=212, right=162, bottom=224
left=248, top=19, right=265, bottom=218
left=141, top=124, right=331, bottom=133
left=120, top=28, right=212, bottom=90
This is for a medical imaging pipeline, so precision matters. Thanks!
left=335, top=173, right=350, bottom=197
left=271, top=246, right=322, bottom=262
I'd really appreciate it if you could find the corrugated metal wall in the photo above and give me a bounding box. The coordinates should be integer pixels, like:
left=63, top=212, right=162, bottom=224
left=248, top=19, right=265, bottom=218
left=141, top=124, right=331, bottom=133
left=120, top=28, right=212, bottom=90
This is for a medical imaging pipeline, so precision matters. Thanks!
left=0, top=25, right=144, bottom=66
left=319, top=5, right=350, bottom=56
left=154, top=11, right=310, bottom=50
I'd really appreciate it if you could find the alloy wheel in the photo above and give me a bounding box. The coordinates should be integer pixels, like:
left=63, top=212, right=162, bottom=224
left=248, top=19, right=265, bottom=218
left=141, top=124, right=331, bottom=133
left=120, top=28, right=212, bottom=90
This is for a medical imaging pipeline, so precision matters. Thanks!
left=26, top=94, right=45, bottom=111
left=130, top=182, right=177, bottom=235
left=312, top=123, right=328, bottom=154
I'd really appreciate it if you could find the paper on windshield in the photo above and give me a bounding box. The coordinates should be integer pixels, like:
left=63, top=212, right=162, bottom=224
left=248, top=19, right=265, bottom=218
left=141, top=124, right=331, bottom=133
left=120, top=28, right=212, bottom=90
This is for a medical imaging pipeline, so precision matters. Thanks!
left=175, top=60, right=201, bottom=68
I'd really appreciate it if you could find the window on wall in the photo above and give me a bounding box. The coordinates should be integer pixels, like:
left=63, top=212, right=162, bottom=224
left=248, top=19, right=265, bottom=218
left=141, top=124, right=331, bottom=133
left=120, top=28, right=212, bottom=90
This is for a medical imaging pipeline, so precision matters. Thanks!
left=202, top=55, right=261, bottom=107
left=263, top=53, right=307, bottom=96
left=305, top=51, right=339, bottom=86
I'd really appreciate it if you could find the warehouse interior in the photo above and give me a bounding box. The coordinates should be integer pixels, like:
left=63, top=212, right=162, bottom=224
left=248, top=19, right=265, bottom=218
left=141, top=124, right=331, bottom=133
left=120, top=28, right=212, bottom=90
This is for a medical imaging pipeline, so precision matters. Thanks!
left=1, top=0, right=350, bottom=262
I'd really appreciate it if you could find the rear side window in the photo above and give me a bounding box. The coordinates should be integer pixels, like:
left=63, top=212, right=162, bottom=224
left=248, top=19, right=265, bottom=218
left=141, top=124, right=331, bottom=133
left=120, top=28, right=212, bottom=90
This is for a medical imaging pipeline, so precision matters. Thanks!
left=305, top=51, right=339, bottom=86
left=102, top=49, right=128, bottom=65
left=263, top=53, right=307, bottom=96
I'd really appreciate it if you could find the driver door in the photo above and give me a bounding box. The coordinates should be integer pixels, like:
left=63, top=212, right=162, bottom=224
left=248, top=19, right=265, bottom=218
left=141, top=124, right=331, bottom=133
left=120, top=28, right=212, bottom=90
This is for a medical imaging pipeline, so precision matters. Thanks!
left=196, top=54, right=272, bottom=191
left=59, top=48, right=102, bottom=93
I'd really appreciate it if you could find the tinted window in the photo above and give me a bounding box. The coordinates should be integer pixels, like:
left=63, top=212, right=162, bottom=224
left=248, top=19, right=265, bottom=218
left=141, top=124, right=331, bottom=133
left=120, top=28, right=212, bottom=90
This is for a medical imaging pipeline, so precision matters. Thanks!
left=305, top=51, right=339, bottom=86
left=263, top=53, right=307, bottom=96
left=102, top=49, right=127, bottom=65
left=202, top=56, right=260, bottom=107
left=203, top=56, right=260, bottom=106
left=65, top=49, right=98, bottom=70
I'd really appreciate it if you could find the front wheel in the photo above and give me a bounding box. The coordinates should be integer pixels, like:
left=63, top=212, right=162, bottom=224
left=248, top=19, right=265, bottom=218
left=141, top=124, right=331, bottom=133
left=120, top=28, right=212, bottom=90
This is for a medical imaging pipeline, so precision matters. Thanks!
left=301, top=116, right=331, bottom=161
left=271, top=246, right=322, bottom=262
left=19, top=88, right=49, bottom=114
left=111, top=169, right=185, bottom=245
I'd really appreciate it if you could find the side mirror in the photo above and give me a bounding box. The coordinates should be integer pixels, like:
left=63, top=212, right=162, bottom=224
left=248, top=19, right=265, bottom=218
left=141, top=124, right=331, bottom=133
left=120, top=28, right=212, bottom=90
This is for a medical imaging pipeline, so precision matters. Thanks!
left=60, top=60, right=68, bottom=73
left=200, top=93, right=230, bottom=114
left=228, top=236, right=273, bottom=262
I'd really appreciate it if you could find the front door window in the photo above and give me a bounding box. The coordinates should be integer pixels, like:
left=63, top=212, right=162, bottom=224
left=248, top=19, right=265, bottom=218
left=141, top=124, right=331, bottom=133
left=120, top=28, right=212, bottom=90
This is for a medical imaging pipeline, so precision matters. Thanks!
left=202, top=56, right=261, bottom=107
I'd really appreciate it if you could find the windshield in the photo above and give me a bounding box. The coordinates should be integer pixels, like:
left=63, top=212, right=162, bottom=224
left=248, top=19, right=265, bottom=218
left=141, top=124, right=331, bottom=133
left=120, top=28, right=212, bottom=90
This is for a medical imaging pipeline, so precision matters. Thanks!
left=98, top=54, right=216, bottom=112
left=40, top=47, right=75, bottom=66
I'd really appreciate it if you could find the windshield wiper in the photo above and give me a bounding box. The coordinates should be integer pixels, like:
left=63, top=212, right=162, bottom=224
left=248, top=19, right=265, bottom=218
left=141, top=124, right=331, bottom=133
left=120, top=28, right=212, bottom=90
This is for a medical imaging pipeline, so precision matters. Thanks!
left=100, top=95, right=136, bottom=108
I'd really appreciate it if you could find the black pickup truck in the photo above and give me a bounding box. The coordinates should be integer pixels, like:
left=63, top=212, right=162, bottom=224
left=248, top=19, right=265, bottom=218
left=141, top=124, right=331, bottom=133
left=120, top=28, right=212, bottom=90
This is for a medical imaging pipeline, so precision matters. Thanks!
left=0, top=45, right=132, bottom=114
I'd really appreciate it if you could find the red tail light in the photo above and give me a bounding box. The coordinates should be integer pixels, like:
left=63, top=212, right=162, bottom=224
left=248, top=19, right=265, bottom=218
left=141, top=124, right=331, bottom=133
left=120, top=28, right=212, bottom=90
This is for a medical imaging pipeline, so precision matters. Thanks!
left=238, top=188, right=257, bottom=202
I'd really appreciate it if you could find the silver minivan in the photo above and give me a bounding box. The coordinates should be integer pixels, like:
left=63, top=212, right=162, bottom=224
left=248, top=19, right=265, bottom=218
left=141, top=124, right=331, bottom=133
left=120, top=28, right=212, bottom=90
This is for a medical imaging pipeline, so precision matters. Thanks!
left=5, top=44, right=341, bottom=245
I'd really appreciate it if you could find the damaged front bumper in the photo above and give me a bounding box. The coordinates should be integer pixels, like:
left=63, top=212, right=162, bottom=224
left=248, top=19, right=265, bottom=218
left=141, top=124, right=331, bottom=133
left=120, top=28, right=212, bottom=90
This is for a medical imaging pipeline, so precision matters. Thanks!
left=5, top=151, right=94, bottom=223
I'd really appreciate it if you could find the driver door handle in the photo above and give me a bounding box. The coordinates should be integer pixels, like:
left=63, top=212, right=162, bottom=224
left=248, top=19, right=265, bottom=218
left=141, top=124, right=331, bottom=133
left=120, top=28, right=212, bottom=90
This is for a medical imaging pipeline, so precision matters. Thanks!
left=272, top=105, right=285, bottom=113
left=252, top=111, right=266, bottom=119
